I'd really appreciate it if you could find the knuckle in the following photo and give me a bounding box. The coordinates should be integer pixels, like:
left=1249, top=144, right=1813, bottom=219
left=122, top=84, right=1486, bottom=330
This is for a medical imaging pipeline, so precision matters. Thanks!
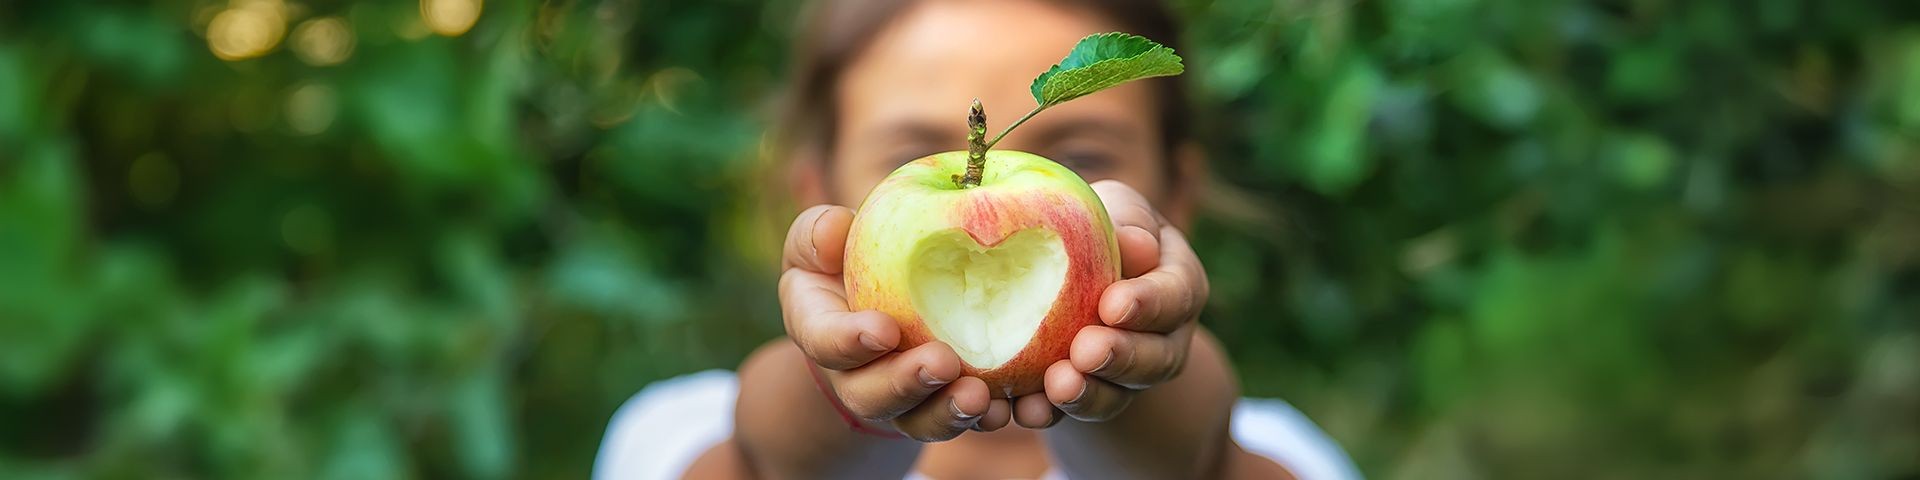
left=788, top=333, right=827, bottom=362
left=1182, top=266, right=1210, bottom=307
left=1138, top=274, right=1190, bottom=326
left=1140, top=358, right=1177, bottom=387
left=1177, top=287, right=1198, bottom=321
left=887, top=374, right=915, bottom=402
left=777, top=268, right=808, bottom=299
left=797, top=344, right=828, bottom=368
left=1163, top=349, right=1190, bottom=383
left=1116, top=335, right=1142, bottom=375
left=1160, top=274, right=1198, bottom=321
left=792, top=335, right=845, bottom=369
left=1147, top=334, right=1192, bottom=385
left=843, top=395, right=887, bottom=423
left=1121, top=343, right=1144, bottom=384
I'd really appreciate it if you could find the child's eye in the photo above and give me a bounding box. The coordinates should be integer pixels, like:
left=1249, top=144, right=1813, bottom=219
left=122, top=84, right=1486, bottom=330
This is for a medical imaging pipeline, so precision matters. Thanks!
left=1051, top=150, right=1113, bottom=173
left=884, top=147, right=938, bottom=170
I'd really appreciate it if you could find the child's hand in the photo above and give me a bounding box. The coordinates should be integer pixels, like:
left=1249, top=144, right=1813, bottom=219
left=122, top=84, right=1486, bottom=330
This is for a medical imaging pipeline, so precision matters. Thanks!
left=779, top=205, right=1016, bottom=442
left=1012, top=180, right=1211, bottom=428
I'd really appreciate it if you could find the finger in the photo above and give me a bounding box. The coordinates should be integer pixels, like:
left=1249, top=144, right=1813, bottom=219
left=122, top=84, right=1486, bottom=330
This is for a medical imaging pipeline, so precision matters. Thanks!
left=1097, top=226, right=1208, bottom=333
left=780, top=268, right=899, bottom=370
left=972, top=398, right=1013, bottom=432
left=782, top=205, right=854, bottom=274
left=892, top=377, right=990, bottom=442
left=831, top=342, right=964, bottom=422
left=1045, top=360, right=1135, bottom=422
left=1091, top=180, right=1163, bottom=278
left=1012, top=392, right=1062, bottom=429
left=1070, top=324, right=1194, bottom=389
left=1115, top=224, right=1161, bottom=279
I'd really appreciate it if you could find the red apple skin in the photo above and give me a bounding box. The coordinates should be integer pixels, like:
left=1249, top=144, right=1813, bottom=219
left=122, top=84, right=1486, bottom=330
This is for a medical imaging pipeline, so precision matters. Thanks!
left=843, top=151, right=1119, bottom=398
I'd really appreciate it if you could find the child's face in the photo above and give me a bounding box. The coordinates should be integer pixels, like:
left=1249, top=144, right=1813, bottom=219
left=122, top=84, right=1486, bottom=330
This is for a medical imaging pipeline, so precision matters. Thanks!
left=825, top=0, right=1177, bottom=210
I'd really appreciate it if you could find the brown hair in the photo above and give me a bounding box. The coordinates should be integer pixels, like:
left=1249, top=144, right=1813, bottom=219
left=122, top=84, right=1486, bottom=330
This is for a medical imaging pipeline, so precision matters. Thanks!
left=774, top=0, right=1192, bottom=178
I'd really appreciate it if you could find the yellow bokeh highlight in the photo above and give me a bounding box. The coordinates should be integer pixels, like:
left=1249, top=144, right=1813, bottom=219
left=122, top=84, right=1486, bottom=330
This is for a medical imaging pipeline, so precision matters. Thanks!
left=421, top=0, right=482, bottom=37
left=285, top=83, right=338, bottom=135
left=207, top=0, right=287, bottom=61
left=292, top=16, right=354, bottom=66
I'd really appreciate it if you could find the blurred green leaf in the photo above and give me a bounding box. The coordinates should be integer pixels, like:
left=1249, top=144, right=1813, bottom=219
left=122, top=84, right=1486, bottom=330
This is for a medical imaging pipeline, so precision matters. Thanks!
left=0, top=0, right=1914, bottom=478
left=450, top=366, right=513, bottom=479
left=1292, top=59, right=1382, bottom=195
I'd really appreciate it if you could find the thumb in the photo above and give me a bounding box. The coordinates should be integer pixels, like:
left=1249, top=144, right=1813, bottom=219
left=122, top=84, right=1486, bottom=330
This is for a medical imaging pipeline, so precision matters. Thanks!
left=1091, top=180, right=1162, bottom=278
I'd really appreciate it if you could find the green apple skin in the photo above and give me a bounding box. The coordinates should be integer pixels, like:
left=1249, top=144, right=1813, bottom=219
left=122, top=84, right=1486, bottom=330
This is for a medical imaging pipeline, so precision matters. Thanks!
left=843, top=150, right=1120, bottom=398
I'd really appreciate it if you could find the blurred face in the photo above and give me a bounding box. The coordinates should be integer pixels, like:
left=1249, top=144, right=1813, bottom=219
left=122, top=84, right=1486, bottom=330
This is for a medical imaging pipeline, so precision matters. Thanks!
left=824, top=0, right=1173, bottom=210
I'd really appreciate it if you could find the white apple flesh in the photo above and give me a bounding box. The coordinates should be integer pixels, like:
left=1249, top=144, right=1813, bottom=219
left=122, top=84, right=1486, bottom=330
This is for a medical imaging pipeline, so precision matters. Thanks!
left=843, top=150, right=1120, bottom=398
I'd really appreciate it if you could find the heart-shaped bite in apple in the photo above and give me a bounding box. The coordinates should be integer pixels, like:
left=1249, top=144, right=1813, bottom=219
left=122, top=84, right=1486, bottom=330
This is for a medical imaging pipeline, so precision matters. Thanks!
left=844, top=150, right=1119, bottom=398
left=909, top=228, right=1069, bottom=372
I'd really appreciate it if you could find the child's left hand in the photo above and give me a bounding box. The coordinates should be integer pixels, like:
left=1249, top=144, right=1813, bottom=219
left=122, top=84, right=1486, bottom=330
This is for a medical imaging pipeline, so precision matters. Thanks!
left=1012, top=180, right=1211, bottom=427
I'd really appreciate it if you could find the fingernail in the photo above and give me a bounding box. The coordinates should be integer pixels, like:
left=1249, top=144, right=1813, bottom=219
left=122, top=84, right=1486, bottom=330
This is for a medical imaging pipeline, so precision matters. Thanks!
left=806, top=209, right=829, bottom=258
left=918, top=368, right=949, bottom=387
left=859, top=332, right=887, bottom=352
left=1089, top=351, right=1116, bottom=375
left=1116, top=300, right=1139, bottom=326
left=1125, top=224, right=1155, bottom=240
left=1065, top=382, right=1090, bottom=405
left=951, top=399, right=980, bottom=420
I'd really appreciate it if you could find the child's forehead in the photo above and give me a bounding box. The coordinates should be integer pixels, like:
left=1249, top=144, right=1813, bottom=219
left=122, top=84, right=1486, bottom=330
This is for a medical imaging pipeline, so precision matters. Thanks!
left=839, top=0, right=1116, bottom=93
left=833, top=1, right=1139, bottom=137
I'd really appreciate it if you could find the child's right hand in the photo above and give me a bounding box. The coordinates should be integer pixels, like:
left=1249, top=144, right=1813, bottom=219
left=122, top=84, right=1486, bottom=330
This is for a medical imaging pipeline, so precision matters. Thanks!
left=778, top=205, right=1015, bottom=442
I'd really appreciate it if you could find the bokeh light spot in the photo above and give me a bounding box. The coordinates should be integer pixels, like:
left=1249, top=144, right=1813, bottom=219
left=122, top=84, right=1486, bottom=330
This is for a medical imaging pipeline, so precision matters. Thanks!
left=646, top=67, right=701, bottom=115
left=291, top=16, right=354, bottom=66
left=422, top=0, right=482, bottom=37
left=285, top=82, right=337, bottom=135
left=207, top=0, right=287, bottom=61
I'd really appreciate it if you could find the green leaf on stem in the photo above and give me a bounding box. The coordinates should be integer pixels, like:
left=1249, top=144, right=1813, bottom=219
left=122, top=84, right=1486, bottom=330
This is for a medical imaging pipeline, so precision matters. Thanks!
left=1029, top=32, right=1185, bottom=108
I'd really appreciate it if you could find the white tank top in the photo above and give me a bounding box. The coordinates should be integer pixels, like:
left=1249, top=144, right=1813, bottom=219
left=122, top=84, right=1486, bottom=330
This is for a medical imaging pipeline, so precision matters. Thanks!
left=593, top=370, right=1363, bottom=480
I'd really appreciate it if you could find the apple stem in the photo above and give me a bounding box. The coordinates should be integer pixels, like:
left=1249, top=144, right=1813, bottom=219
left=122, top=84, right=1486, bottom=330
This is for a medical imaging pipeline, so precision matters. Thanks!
left=984, top=105, right=1045, bottom=152
left=958, top=99, right=988, bottom=188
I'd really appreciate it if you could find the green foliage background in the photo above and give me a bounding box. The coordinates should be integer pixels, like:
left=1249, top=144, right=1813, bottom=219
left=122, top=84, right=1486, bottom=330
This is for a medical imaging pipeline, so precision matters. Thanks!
left=2, top=0, right=1917, bottom=478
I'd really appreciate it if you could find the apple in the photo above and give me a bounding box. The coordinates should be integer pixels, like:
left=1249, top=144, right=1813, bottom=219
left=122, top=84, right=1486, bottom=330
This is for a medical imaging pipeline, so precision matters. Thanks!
left=843, top=150, right=1119, bottom=398
left=836, top=32, right=1181, bottom=398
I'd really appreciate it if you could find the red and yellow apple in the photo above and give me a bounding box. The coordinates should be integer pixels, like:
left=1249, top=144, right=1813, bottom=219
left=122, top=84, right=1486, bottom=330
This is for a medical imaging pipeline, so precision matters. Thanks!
left=843, top=150, right=1119, bottom=398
